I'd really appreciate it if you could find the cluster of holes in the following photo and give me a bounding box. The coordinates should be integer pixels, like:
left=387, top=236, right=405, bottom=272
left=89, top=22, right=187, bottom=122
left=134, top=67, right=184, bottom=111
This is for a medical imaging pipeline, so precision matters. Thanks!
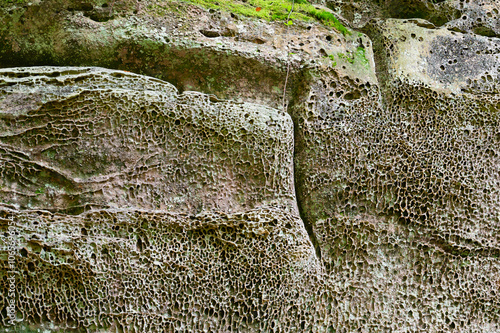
left=465, top=72, right=500, bottom=94
left=300, top=72, right=500, bottom=255
left=313, top=214, right=500, bottom=331
left=299, top=69, right=375, bottom=125
left=292, top=26, right=500, bottom=329
left=426, top=34, right=500, bottom=92
left=0, top=208, right=327, bottom=332
left=452, top=0, right=499, bottom=37
left=5, top=203, right=498, bottom=331
left=0, top=20, right=498, bottom=329
left=0, top=67, right=295, bottom=215
left=66, top=2, right=116, bottom=22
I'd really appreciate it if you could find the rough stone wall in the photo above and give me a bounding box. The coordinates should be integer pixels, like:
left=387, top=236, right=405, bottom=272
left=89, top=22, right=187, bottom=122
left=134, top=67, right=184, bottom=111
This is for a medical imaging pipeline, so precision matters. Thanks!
left=294, top=18, right=500, bottom=331
left=0, top=0, right=499, bottom=332
left=0, top=67, right=296, bottom=214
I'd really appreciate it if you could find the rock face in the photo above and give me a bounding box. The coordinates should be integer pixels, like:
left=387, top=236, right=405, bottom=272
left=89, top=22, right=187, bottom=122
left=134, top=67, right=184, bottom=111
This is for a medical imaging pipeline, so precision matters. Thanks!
left=295, top=18, right=500, bottom=330
left=0, top=67, right=296, bottom=214
left=0, top=67, right=323, bottom=331
left=327, top=0, right=499, bottom=36
left=0, top=0, right=499, bottom=332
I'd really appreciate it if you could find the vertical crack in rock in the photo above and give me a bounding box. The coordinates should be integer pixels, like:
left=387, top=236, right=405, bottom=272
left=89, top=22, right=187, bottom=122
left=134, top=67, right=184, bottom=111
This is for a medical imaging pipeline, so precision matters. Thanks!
left=287, top=68, right=324, bottom=263
left=293, top=119, right=322, bottom=262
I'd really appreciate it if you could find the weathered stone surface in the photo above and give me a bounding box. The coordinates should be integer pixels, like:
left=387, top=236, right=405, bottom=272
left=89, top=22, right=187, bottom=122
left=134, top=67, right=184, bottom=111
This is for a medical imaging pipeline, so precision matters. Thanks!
left=0, top=66, right=296, bottom=214
left=0, top=67, right=324, bottom=331
left=0, top=0, right=377, bottom=110
left=372, top=19, right=500, bottom=250
left=0, top=0, right=289, bottom=108
left=446, top=0, right=500, bottom=37
left=1, top=0, right=500, bottom=331
left=294, top=17, right=500, bottom=331
left=375, top=18, right=500, bottom=94
left=327, top=0, right=461, bottom=28
left=1, top=207, right=322, bottom=332
left=327, top=0, right=499, bottom=37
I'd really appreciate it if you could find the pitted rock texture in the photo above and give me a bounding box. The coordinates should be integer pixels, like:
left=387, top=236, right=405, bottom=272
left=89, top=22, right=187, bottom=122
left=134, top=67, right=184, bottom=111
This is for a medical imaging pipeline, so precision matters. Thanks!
left=1, top=0, right=500, bottom=332
left=1, top=207, right=322, bottom=332
left=446, top=0, right=500, bottom=37
left=293, top=17, right=500, bottom=332
left=327, top=0, right=461, bottom=28
left=0, top=67, right=296, bottom=214
left=0, top=67, right=324, bottom=332
left=372, top=19, right=500, bottom=250
left=327, top=0, right=499, bottom=35
left=370, top=18, right=500, bottom=95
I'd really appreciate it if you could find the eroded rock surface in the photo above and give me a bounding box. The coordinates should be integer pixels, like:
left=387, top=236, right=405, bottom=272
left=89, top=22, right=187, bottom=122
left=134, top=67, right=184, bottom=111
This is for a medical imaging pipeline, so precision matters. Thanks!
left=327, top=0, right=499, bottom=35
left=0, top=0, right=500, bottom=332
left=0, top=67, right=324, bottom=332
left=1, top=207, right=322, bottom=332
left=294, top=17, right=500, bottom=331
left=0, top=67, right=296, bottom=214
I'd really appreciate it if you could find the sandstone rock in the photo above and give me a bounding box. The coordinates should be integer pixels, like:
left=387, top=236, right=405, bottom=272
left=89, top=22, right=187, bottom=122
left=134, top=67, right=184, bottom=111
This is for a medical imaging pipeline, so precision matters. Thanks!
left=327, top=0, right=499, bottom=37
left=0, top=66, right=296, bottom=214
left=370, top=19, right=500, bottom=252
left=326, top=0, right=460, bottom=28
left=1, top=0, right=500, bottom=331
left=0, top=67, right=324, bottom=331
left=445, top=0, right=500, bottom=37
left=294, top=18, right=500, bottom=330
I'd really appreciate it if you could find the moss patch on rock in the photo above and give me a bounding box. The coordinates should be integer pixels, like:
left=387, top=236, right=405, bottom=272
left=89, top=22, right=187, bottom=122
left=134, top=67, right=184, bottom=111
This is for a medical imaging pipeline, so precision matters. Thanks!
left=175, top=0, right=351, bottom=34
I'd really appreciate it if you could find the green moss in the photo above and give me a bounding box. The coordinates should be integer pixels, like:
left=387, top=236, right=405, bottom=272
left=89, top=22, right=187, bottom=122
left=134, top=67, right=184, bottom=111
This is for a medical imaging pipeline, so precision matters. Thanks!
left=354, top=46, right=369, bottom=68
left=337, top=47, right=369, bottom=68
left=308, top=8, right=350, bottom=35
left=0, top=0, right=26, bottom=4
left=327, top=54, right=336, bottom=67
left=138, top=39, right=163, bottom=52
left=337, top=52, right=354, bottom=64
left=174, top=0, right=350, bottom=34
